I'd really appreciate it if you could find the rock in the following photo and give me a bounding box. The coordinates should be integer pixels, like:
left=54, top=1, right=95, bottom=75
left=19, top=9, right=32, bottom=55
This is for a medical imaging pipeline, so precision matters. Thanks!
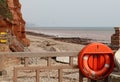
left=109, top=72, right=120, bottom=82
left=114, top=48, right=120, bottom=71
left=46, top=46, right=60, bottom=52
left=47, top=46, right=77, bottom=64
left=42, top=40, right=56, bottom=46
left=0, top=70, right=7, bottom=76
left=56, top=57, right=69, bottom=63
left=56, top=56, right=77, bottom=64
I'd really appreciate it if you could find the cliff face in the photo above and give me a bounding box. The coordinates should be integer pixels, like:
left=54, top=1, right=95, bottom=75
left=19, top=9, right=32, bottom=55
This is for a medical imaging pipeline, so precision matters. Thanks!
left=0, top=0, right=29, bottom=46
left=0, top=0, right=30, bottom=72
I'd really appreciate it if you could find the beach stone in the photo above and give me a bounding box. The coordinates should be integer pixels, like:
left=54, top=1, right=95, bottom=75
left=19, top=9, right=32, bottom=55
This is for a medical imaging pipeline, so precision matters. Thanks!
left=109, top=72, right=120, bottom=82
left=42, top=40, right=56, bottom=46
left=45, top=46, right=71, bottom=63
left=45, top=46, right=78, bottom=64
left=49, top=46, right=57, bottom=51
left=56, top=57, right=70, bottom=63
left=56, top=57, right=77, bottom=64
left=45, top=46, right=58, bottom=52
left=49, top=47, right=75, bottom=64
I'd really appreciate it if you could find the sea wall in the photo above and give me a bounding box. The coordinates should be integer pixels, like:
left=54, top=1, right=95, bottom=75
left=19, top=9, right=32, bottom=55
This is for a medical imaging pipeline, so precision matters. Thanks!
left=111, top=27, right=120, bottom=50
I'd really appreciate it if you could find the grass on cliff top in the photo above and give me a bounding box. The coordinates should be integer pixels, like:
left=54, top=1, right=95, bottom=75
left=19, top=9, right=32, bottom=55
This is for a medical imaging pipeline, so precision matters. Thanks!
left=0, top=0, right=13, bottom=20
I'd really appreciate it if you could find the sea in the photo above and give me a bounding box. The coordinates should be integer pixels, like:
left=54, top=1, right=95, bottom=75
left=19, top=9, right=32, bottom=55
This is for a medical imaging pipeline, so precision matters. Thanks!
left=26, top=27, right=115, bottom=44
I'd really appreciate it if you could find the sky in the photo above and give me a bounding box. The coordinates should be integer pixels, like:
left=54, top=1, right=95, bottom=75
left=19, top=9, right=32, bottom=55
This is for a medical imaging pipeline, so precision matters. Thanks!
left=20, top=0, right=120, bottom=27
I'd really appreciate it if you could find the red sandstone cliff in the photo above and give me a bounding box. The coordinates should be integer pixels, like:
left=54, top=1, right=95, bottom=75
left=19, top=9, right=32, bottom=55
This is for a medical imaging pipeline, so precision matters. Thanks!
left=0, top=0, right=29, bottom=46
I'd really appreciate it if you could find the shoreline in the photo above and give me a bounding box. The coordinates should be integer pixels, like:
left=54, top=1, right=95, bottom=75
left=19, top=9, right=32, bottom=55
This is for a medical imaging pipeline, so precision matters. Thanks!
left=26, top=31, right=110, bottom=45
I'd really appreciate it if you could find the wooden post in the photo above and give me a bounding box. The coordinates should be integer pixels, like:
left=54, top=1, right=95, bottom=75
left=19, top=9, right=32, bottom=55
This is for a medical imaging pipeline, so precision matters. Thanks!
left=24, top=57, right=29, bottom=67
left=58, top=69, right=62, bottom=82
left=79, top=70, right=84, bottom=82
left=69, top=56, right=74, bottom=66
left=47, top=57, right=51, bottom=67
left=13, top=68, right=17, bottom=82
left=36, top=68, right=40, bottom=82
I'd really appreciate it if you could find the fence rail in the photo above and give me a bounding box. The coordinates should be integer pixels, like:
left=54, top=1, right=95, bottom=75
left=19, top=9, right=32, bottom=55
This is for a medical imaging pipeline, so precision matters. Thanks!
left=0, top=51, right=79, bottom=57
left=0, top=51, right=109, bottom=82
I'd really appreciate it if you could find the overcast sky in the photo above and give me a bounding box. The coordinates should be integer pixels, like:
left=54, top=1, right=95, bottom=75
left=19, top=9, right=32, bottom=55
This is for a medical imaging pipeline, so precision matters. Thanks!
left=20, top=0, right=120, bottom=27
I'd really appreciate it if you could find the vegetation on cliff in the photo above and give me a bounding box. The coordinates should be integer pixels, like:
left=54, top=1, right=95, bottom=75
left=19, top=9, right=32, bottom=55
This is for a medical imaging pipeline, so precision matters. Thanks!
left=0, top=0, right=13, bottom=20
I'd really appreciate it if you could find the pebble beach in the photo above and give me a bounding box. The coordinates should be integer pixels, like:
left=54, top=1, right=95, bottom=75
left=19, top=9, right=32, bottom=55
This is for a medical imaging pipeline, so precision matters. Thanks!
left=0, top=27, right=118, bottom=82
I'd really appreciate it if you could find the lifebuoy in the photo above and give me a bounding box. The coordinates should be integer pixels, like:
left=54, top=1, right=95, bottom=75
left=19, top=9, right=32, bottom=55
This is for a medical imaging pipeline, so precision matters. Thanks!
left=78, top=42, right=114, bottom=80
left=83, top=54, right=110, bottom=78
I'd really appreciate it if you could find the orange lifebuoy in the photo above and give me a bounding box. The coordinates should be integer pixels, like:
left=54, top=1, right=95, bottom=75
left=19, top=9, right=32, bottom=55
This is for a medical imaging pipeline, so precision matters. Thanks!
left=83, top=54, right=110, bottom=78
left=78, top=42, right=114, bottom=80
